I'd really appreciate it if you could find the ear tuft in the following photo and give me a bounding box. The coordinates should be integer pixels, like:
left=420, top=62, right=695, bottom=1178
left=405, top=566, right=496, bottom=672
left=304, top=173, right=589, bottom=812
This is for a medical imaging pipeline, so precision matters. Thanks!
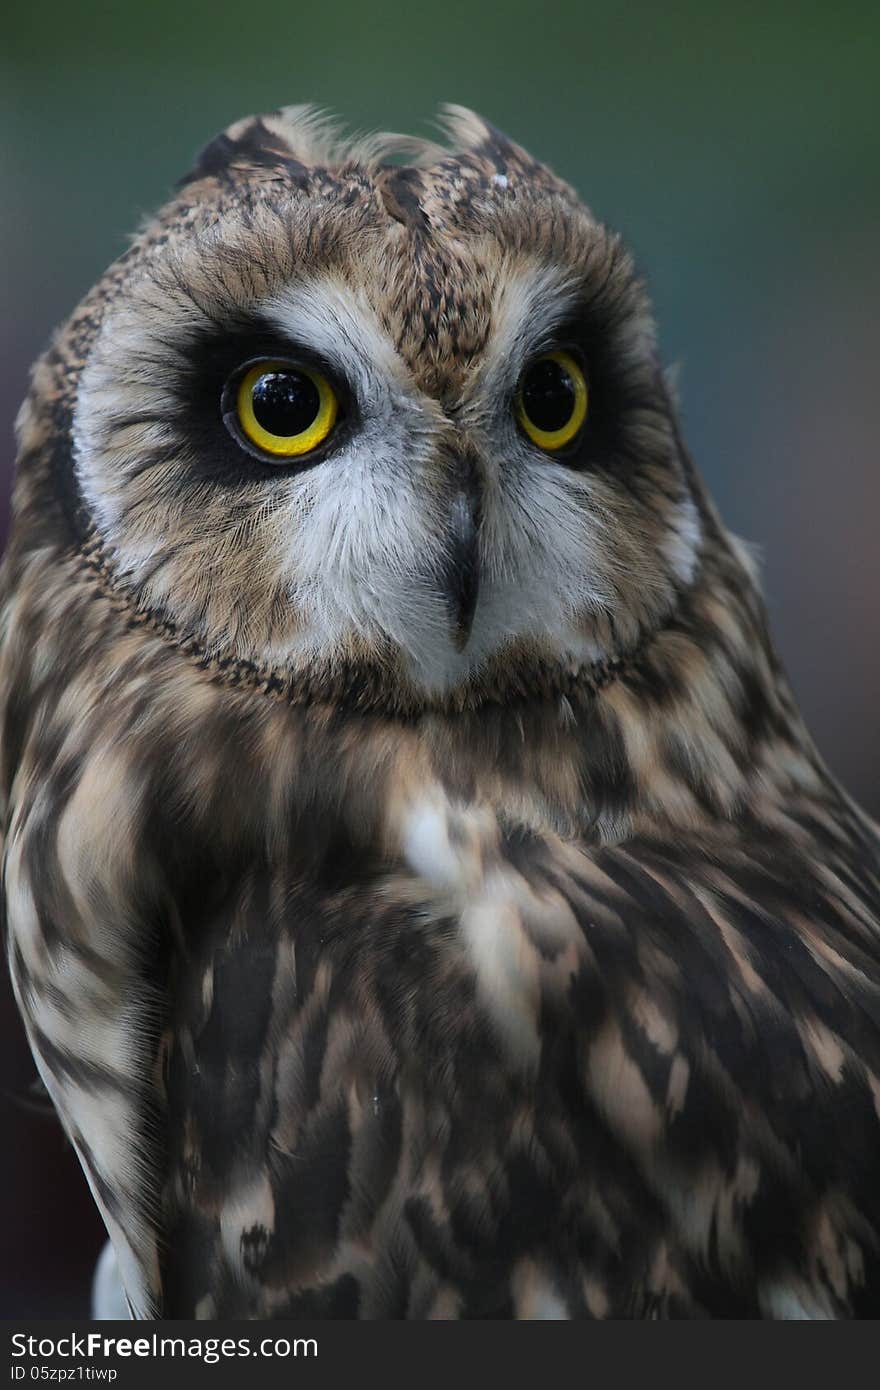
left=177, top=105, right=341, bottom=189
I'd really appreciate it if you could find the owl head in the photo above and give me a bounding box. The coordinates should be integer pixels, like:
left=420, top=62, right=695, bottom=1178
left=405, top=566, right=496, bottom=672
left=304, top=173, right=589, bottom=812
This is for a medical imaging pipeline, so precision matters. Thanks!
left=54, top=106, right=705, bottom=708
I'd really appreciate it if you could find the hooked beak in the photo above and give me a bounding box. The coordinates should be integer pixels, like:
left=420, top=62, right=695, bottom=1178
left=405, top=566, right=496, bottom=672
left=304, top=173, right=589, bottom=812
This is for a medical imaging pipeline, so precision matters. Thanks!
left=441, top=463, right=481, bottom=652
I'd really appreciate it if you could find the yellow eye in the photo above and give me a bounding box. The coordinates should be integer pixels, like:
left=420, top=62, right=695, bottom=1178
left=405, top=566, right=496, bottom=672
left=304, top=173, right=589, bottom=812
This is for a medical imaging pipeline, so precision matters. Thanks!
left=515, top=349, right=589, bottom=451
left=235, top=361, right=338, bottom=459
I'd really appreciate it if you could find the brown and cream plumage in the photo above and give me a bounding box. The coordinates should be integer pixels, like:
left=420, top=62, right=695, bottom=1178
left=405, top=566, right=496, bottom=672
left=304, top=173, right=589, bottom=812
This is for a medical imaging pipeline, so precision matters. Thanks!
left=2, top=105, right=879, bottom=1319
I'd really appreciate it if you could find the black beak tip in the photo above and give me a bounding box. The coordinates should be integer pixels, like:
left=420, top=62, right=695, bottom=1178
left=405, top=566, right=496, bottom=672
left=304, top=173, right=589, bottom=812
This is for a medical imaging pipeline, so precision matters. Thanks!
left=445, top=489, right=480, bottom=651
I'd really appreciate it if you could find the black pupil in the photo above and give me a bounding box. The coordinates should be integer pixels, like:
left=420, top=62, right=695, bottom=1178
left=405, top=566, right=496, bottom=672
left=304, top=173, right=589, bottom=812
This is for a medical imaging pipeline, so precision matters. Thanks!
left=251, top=370, right=321, bottom=437
left=521, top=358, right=577, bottom=433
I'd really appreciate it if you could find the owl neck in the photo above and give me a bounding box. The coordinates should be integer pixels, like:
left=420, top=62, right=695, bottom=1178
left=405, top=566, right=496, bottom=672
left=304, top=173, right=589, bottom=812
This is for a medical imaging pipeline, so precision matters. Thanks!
left=403, top=530, right=842, bottom=847
left=4, top=432, right=845, bottom=853
left=573, top=538, right=824, bottom=840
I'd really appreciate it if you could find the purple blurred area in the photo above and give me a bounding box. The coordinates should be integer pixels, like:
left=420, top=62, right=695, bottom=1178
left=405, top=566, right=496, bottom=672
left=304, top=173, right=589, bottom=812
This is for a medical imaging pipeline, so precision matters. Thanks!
left=2, top=0, right=878, bottom=1319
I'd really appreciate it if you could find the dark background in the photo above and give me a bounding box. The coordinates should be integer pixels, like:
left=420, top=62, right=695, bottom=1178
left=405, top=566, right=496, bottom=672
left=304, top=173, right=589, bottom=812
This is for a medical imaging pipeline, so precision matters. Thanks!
left=2, top=0, right=878, bottom=1317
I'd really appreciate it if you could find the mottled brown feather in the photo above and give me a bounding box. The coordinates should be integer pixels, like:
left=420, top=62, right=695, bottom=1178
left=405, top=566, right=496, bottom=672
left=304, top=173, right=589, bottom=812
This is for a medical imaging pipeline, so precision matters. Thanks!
left=2, top=105, right=879, bottom=1319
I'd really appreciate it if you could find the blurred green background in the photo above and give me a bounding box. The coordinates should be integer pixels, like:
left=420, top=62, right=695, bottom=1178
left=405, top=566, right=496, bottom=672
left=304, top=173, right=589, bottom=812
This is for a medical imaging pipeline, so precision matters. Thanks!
left=2, top=0, right=878, bottom=1316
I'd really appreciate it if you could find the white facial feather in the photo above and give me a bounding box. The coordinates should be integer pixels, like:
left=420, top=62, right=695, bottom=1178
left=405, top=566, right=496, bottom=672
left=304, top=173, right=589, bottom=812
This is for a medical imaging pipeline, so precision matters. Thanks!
left=73, top=238, right=701, bottom=695
left=261, top=281, right=456, bottom=684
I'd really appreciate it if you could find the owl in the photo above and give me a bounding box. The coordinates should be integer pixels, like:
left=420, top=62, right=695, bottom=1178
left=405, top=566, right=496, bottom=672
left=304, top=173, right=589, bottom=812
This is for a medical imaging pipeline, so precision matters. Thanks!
left=2, top=104, right=880, bottom=1321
